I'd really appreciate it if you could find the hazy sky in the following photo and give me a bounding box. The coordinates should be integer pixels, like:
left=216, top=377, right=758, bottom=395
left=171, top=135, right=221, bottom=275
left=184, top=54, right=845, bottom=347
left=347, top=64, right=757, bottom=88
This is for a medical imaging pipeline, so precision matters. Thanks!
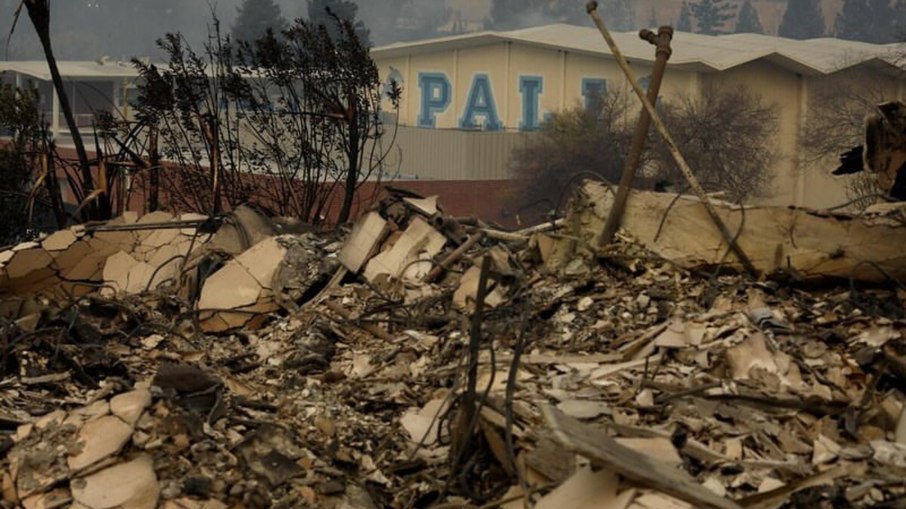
left=0, top=0, right=876, bottom=61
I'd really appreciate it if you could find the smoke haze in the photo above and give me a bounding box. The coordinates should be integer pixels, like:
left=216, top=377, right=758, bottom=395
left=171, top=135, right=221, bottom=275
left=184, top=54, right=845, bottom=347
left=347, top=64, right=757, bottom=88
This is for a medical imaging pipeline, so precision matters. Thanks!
left=0, top=0, right=890, bottom=62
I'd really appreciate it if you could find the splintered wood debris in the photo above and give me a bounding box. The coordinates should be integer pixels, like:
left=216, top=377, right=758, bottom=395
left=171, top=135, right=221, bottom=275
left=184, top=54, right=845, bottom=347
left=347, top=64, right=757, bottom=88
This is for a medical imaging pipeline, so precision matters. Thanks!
left=1, top=185, right=906, bottom=508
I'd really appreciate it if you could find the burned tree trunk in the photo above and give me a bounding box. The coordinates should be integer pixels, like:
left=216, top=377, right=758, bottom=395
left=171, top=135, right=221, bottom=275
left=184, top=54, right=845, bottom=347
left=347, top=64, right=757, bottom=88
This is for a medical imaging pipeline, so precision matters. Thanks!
left=147, top=125, right=160, bottom=212
left=23, top=0, right=96, bottom=220
left=338, top=96, right=360, bottom=224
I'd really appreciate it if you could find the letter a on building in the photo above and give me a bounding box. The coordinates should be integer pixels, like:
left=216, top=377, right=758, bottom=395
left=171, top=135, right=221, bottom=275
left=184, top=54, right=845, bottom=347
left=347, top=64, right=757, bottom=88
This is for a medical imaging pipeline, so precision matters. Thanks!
left=460, top=74, right=501, bottom=130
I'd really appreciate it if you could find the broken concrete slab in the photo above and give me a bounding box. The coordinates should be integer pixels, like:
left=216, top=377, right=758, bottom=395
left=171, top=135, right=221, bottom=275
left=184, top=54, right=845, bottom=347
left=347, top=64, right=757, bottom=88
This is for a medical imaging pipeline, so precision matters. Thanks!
left=64, top=400, right=110, bottom=428
left=110, top=390, right=152, bottom=427
left=93, top=218, right=140, bottom=255
left=67, top=415, right=134, bottom=472
left=135, top=211, right=174, bottom=225
left=20, top=486, right=71, bottom=509
left=534, top=466, right=618, bottom=509
left=402, top=196, right=439, bottom=217
left=614, top=437, right=684, bottom=466
left=339, top=212, right=388, bottom=273
left=234, top=237, right=288, bottom=289
left=54, top=241, right=102, bottom=280
left=101, top=251, right=149, bottom=296
left=41, top=230, right=77, bottom=252
left=2, top=186, right=906, bottom=508
left=5, top=248, right=53, bottom=280
left=197, top=235, right=329, bottom=332
left=208, top=205, right=275, bottom=256
left=364, top=216, right=446, bottom=283
left=1, top=267, right=57, bottom=296
left=726, top=333, right=803, bottom=389
left=197, top=253, right=277, bottom=333
left=542, top=405, right=742, bottom=509
left=453, top=265, right=507, bottom=311
left=562, top=181, right=906, bottom=282
left=0, top=211, right=211, bottom=311
left=70, top=455, right=158, bottom=509
left=0, top=249, right=15, bottom=265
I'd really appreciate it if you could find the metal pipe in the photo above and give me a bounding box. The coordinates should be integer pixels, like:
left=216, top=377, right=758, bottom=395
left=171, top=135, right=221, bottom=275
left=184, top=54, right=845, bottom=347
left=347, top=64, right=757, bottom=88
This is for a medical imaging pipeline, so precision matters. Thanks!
left=599, top=26, right=673, bottom=246
left=585, top=1, right=758, bottom=276
left=422, top=232, right=484, bottom=283
left=84, top=219, right=214, bottom=233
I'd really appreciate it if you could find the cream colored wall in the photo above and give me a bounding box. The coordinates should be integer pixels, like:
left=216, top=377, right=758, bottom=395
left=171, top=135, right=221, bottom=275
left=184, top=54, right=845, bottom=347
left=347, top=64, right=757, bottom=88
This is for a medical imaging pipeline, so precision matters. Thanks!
left=375, top=43, right=900, bottom=208
left=700, top=60, right=802, bottom=206
left=378, top=56, right=409, bottom=123
left=505, top=44, right=564, bottom=126
left=454, top=43, right=508, bottom=127
left=377, top=44, right=706, bottom=132
left=409, top=51, right=456, bottom=127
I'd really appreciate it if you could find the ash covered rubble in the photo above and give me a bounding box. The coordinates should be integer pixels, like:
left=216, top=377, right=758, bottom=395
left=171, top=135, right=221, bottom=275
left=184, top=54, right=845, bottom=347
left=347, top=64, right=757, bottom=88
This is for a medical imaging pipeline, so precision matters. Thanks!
left=0, top=186, right=905, bottom=508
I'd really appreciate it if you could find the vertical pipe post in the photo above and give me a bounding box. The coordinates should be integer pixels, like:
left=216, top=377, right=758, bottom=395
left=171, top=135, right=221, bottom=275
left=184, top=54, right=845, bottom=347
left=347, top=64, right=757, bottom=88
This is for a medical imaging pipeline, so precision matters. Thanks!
left=586, top=1, right=757, bottom=276
left=599, top=26, right=673, bottom=246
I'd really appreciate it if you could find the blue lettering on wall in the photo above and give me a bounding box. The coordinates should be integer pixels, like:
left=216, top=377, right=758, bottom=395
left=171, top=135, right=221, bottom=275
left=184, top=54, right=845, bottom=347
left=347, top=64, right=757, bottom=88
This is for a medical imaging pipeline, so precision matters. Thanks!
left=519, top=76, right=543, bottom=131
left=418, top=72, right=451, bottom=128
left=460, top=74, right=502, bottom=130
left=582, top=78, right=607, bottom=111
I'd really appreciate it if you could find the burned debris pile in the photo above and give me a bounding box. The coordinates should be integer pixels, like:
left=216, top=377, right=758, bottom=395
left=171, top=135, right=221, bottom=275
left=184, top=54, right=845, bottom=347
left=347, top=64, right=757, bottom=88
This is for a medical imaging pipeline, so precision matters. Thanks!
left=1, top=186, right=906, bottom=508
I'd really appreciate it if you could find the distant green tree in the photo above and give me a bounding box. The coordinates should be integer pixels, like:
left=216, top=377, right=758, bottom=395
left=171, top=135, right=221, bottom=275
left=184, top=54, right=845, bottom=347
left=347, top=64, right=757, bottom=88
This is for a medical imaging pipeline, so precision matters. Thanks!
left=677, top=1, right=693, bottom=31
left=898, top=0, right=906, bottom=39
left=396, top=0, right=454, bottom=41
left=490, top=0, right=532, bottom=29
left=307, top=0, right=371, bottom=46
left=735, top=0, right=764, bottom=33
left=490, top=0, right=632, bottom=30
left=606, top=0, right=637, bottom=30
left=690, top=0, right=735, bottom=35
left=834, top=0, right=872, bottom=42
left=232, top=0, right=289, bottom=44
left=779, top=0, right=825, bottom=39
left=835, top=0, right=902, bottom=43
left=0, top=85, right=48, bottom=243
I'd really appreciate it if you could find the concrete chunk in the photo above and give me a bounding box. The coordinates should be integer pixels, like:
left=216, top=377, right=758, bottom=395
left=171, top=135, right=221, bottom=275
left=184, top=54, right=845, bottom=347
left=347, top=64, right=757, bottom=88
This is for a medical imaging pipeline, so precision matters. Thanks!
left=339, top=212, right=387, bottom=273
left=102, top=251, right=139, bottom=295
left=110, top=390, right=152, bottom=427
left=6, top=249, right=54, bottom=280
left=41, top=230, right=78, bottom=251
left=199, top=262, right=263, bottom=311
left=67, top=415, right=133, bottom=472
left=71, top=455, right=158, bottom=509
left=234, top=237, right=287, bottom=289
left=364, top=216, right=446, bottom=282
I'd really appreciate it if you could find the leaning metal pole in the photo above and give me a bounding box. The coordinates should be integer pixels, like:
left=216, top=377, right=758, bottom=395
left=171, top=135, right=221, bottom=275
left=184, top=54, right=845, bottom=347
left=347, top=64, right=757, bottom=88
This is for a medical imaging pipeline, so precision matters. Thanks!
left=599, top=26, right=673, bottom=246
left=586, top=1, right=757, bottom=276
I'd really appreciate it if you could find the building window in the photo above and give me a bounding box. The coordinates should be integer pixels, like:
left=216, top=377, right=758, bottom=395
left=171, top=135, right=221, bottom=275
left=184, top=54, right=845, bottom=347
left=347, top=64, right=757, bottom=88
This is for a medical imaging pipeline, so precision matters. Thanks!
left=582, top=78, right=607, bottom=112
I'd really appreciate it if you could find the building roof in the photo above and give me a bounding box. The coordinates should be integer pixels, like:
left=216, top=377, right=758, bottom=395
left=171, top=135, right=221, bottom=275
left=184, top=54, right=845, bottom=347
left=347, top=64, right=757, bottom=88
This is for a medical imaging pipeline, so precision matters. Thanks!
left=372, top=24, right=905, bottom=76
left=3, top=27, right=900, bottom=80
left=0, top=60, right=141, bottom=81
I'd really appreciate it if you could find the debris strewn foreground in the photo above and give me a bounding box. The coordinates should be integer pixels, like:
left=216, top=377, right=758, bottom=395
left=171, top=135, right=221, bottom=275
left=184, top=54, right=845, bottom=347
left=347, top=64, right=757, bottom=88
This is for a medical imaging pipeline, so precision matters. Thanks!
left=1, top=185, right=905, bottom=509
